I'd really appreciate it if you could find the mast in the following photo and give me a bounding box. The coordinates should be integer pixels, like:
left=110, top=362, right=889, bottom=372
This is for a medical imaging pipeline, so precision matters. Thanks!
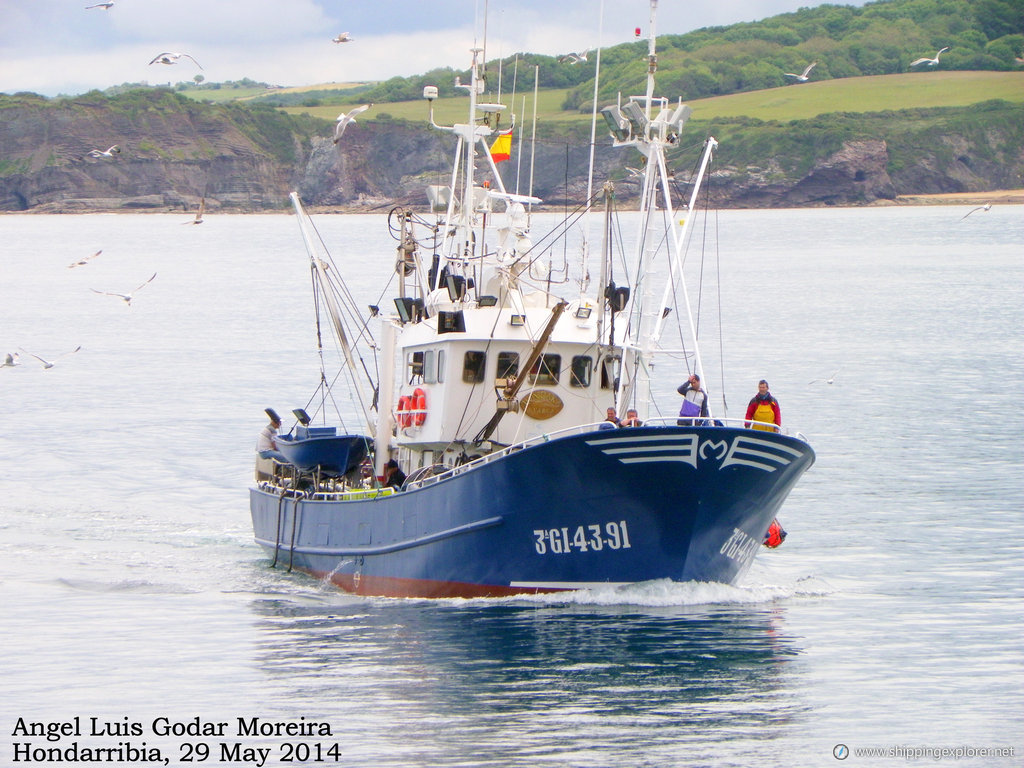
left=644, top=0, right=658, bottom=120
left=625, top=0, right=716, bottom=418
left=428, top=48, right=516, bottom=288
left=289, top=192, right=375, bottom=433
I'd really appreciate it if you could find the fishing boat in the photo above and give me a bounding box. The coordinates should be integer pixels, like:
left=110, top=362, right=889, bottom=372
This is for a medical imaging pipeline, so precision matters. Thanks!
left=249, top=5, right=815, bottom=598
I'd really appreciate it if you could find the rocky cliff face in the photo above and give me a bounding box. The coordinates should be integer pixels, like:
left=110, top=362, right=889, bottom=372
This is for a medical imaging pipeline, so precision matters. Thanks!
left=709, top=140, right=897, bottom=207
left=1, top=91, right=1020, bottom=213
left=0, top=92, right=299, bottom=212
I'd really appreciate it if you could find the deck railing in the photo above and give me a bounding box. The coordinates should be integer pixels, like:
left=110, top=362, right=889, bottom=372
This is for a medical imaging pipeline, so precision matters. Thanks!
left=404, top=417, right=807, bottom=491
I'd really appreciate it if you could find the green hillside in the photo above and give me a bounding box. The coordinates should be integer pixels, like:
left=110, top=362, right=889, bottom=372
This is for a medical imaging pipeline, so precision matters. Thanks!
left=281, top=71, right=1023, bottom=127
left=674, top=71, right=1024, bottom=121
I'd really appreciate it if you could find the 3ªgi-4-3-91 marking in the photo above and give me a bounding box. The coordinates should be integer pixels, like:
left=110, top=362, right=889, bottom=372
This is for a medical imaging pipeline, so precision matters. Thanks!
left=533, top=521, right=632, bottom=555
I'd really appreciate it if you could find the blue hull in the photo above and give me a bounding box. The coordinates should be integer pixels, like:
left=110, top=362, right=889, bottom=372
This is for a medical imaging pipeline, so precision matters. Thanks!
left=250, top=425, right=814, bottom=598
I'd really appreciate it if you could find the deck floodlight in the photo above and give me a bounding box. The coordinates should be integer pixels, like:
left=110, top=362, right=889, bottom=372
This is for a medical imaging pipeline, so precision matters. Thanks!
left=620, top=101, right=649, bottom=137
left=600, top=106, right=629, bottom=142
left=509, top=314, right=525, bottom=327
left=574, top=306, right=592, bottom=319
left=669, top=103, right=692, bottom=134
left=446, top=274, right=467, bottom=302
left=292, top=408, right=311, bottom=426
left=478, top=295, right=498, bottom=307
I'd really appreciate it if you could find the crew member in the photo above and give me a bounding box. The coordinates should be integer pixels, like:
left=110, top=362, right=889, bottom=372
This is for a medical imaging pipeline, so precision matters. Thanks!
left=745, top=379, right=781, bottom=432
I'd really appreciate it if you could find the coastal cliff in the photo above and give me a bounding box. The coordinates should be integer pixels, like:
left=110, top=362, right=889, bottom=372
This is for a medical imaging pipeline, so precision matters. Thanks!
left=1, top=91, right=1021, bottom=212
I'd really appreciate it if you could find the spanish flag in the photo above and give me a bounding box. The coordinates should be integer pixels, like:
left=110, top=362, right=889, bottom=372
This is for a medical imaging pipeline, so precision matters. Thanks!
left=489, top=129, right=513, bottom=163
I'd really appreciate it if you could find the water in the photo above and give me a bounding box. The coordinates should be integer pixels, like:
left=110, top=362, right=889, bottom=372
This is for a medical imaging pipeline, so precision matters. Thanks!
left=1, top=205, right=1021, bottom=767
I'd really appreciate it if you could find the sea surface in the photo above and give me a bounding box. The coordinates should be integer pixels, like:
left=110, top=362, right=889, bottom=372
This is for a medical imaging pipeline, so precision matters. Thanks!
left=1, top=205, right=1021, bottom=767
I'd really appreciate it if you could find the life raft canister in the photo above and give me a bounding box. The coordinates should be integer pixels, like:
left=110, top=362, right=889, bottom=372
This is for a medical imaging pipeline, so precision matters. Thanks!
left=763, top=518, right=787, bottom=548
left=396, top=395, right=413, bottom=428
left=412, top=387, right=427, bottom=427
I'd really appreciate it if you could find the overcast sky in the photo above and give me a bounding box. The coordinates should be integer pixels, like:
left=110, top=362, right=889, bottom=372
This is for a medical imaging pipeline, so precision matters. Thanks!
left=0, top=0, right=867, bottom=97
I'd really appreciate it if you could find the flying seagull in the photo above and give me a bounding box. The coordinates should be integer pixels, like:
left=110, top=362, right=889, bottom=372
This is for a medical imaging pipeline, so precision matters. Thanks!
left=19, top=346, right=82, bottom=369
left=784, top=62, right=817, bottom=82
left=558, top=50, right=590, bottom=64
left=88, top=145, right=120, bottom=158
left=91, top=273, right=157, bottom=306
left=960, top=203, right=992, bottom=220
left=2, top=352, right=20, bottom=368
left=332, top=32, right=353, bottom=43
left=85, top=2, right=115, bottom=8
left=149, top=52, right=203, bottom=69
left=809, top=369, right=841, bottom=385
left=910, top=47, right=949, bottom=67
left=183, top=197, right=206, bottom=224
left=68, top=249, right=102, bottom=268
left=333, top=104, right=370, bottom=144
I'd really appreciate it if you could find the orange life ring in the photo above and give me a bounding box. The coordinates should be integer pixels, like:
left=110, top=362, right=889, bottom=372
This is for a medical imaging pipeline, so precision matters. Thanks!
left=396, top=395, right=413, bottom=428
left=412, top=387, right=427, bottom=427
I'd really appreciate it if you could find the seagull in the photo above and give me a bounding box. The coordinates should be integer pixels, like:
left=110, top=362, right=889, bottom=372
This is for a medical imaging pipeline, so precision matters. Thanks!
left=558, top=50, right=590, bottom=64
left=183, top=197, right=206, bottom=224
left=332, top=32, right=353, bottom=43
left=149, top=52, right=203, bottom=69
left=333, top=104, right=370, bottom=144
left=910, top=47, right=949, bottom=67
left=2, top=352, right=20, bottom=368
left=68, top=249, right=102, bottom=268
left=85, top=2, right=114, bottom=8
left=91, top=273, right=157, bottom=306
left=809, top=369, right=841, bottom=385
left=784, top=62, right=817, bottom=82
left=960, top=203, right=992, bottom=220
left=19, top=346, right=82, bottom=369
left=88, top=145, right=120, bottom=158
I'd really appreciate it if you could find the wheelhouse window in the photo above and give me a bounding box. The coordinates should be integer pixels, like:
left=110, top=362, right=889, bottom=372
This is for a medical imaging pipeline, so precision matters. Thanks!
left=497, top=351, right=519, bottom=379
left=528, top=354, right=561, bottom=386
left=437, top=350, right=446, bottom=383
left=600, top=355, right=620, bottom=390
left=424, top=350, right=436, bottom=384
left=463, top=351, right=486, bottom=383
left=570, top=355, right=592, bottom=388
left=408, top=350, right=424, bottom=383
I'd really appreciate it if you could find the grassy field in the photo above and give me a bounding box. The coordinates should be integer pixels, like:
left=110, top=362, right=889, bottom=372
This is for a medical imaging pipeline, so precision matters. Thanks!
left=688, top=71, right=1024, bottom=121
left=275, top=71, right=1024, bottom=126
left=282, top=87, right=572, bottom=126
left=177, top=82, right=371, bottom=104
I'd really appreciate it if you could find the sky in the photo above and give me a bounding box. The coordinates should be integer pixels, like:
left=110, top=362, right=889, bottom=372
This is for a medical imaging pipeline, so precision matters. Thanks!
left=0, top=0, right=868, bottom=97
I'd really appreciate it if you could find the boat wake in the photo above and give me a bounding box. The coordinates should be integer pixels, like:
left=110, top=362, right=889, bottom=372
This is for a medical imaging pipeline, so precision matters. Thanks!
left=57, top=577, right=199, bottom=595
left=468, top=575, right=834, bottom=608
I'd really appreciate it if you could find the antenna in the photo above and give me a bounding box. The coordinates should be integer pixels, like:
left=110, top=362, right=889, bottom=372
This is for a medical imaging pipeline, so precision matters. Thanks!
left=585, top=0, right=605, bottom=207
left=644, top=0, right=658, bottom=120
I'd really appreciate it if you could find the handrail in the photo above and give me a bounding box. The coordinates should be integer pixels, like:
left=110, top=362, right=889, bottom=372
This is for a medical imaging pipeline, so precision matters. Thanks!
left=254, top=416, right=810, bottom=499
left=403, top=417, right=809, bottom=491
